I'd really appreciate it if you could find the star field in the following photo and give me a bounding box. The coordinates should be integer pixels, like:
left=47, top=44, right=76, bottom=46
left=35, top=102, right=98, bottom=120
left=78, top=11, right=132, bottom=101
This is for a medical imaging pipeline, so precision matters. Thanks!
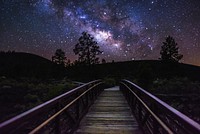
left=0, top=0, right=200, bottom=65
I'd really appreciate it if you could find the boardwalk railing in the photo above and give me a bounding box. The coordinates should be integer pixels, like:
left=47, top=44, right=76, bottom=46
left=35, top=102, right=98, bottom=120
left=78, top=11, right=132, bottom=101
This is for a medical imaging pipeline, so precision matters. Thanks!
left=0, top=80, right=104, bottom=134
left=120, top=79, right=200, bottom=134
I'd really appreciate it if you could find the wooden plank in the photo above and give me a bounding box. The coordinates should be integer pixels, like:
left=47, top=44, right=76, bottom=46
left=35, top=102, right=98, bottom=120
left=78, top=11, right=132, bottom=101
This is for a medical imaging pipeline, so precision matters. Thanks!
left=75, top=126, right=142, bottom=134
left=74, top=86, right=142, bottom=134
left=93, top=103, right=128, bottom=107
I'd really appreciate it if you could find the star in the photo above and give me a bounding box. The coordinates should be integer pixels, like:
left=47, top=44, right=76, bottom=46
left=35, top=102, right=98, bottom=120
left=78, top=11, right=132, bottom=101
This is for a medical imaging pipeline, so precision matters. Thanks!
left=0, top=0, right=200, bottom=65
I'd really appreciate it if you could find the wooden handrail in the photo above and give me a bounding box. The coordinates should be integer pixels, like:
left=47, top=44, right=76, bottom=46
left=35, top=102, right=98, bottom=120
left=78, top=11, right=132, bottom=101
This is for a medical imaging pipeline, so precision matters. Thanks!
left=29, top=82, right=102, bottom=134
left=0, top=80, right=103, bottom=134
left=120, top=79, right=200, bottom=134
left=121, top=82, right=173, bottom=134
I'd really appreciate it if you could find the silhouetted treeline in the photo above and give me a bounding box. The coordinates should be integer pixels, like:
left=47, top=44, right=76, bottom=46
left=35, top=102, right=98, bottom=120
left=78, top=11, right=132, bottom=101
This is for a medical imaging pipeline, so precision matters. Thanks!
left=66, top=60, right=200, bottom=83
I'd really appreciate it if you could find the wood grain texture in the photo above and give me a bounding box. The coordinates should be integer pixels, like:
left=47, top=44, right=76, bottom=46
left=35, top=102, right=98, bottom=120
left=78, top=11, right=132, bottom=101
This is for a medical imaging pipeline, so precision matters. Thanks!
left=74, top=87, right=142, bottom=134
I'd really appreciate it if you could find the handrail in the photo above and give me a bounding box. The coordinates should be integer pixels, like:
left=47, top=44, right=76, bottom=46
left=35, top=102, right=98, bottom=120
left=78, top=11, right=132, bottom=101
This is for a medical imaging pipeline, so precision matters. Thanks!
left=121, top=82, right=173, bottom=134
left=29, top=83, right=102, bottom=134
left=0, top=80, right=104, bottom=134
left=120, top=79, right=200, bottom=134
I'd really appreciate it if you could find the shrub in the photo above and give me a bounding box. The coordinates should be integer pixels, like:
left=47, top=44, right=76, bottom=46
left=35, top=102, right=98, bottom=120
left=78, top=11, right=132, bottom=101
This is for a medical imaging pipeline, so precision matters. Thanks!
left=152, top=77, right=200, bottom=94
left=103, top=77, right=116, bottom=88
left=24, top=94, right=40, bottom=103
left=136, top=63, right=154, bottom=89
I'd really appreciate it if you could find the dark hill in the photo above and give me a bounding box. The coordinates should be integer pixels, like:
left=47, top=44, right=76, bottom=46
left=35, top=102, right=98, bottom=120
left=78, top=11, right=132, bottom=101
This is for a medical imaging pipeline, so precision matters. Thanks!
left=1, top=52, right=199, bottom=81
left=0, top=52, right=65, bottom=78
left=66, top=60, right=200, bottom=82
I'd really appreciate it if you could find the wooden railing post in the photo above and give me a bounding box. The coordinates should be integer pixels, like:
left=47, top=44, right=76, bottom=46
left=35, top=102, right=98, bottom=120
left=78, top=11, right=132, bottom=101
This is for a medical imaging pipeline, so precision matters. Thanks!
left=138, top=102, right=142, bottom=124
left=152, top=103, right=159, bottom=133
left=137, top=91, right=142, bottom=124
left=153, top=119, right=159, bottom=133
left=76, top=95, right=80, bottom=121
left=84, top=85, right=88, bottom=106
left=55, top=102, right=61, bottom=134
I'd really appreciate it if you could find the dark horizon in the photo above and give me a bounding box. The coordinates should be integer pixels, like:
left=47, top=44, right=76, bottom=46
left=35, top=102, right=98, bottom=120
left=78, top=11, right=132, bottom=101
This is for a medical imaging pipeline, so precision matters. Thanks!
left=2, top=50, right=200, bottom=67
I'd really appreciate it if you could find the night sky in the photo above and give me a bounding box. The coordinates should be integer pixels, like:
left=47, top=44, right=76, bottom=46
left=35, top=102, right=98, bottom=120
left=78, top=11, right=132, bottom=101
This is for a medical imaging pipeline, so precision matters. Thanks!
left=0, top=0, right=200, bottom=66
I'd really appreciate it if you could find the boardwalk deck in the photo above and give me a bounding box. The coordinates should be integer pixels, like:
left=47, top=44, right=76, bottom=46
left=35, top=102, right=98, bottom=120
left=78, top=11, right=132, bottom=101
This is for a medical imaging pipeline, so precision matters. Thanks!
left=75, top=86, right=142, bottom=134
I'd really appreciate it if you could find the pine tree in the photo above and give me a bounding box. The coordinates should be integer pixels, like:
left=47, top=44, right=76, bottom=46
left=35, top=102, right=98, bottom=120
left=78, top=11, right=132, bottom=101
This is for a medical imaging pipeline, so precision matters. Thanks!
left=101, top=59, right=106, bottom=64
left=52, top=49, right=66, bottom=66
left=160, top=36, right=183, bottom=62
left=73, top=32, right=102, bottom=65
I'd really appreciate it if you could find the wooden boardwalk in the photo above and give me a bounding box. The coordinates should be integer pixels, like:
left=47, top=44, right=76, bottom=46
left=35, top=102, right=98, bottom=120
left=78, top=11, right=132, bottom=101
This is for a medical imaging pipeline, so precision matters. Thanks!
left=75, top=86, right=142, bottom=134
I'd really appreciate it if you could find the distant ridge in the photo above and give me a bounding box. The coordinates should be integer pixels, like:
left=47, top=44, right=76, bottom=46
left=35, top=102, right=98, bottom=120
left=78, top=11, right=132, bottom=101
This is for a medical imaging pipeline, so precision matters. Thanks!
left=1, top=52, right=200, bottom=81
left=66, top=60, right=200, bottom=81
left=0, top=52, right=65, bottom=78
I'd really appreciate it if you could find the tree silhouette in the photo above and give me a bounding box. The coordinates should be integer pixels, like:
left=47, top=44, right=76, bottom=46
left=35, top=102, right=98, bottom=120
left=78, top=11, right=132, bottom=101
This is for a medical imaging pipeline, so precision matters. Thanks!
left=52, top=49, right=66, bottom=66
left=73, top=32, right=102, bottom=65
left=160, top=36, right=183, bottom=62
left=66, top=59, right=71, bottom=66
left=101, top=59, right=106, bottom=64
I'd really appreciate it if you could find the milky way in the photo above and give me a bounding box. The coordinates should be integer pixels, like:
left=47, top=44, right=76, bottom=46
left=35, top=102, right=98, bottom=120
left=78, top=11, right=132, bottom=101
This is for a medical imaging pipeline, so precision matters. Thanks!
left=0, top=0, right=200, bottom=65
